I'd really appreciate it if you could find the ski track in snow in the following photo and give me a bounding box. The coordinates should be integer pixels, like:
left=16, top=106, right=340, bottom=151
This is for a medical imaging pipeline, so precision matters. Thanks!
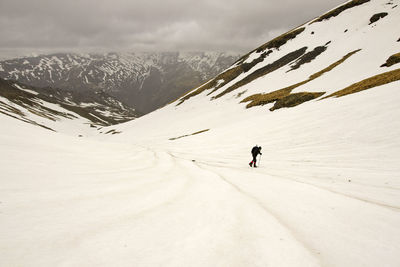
left=169, top=150, right=400, bottom=211
left=265, top=170, right=400, bottom=211
left=162, top=150, right=321, bottom=266
left=185, top=155, right=322, bottom=263
left=167, top=148, right=400, bottom=265
left=62, top=154, right=194, bottom=254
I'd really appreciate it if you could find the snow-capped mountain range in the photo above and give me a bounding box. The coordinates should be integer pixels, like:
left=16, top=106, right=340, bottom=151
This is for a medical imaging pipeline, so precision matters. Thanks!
left=1, top=0, right=400, bottom=266
left=0, top=52, right=238, bottom=113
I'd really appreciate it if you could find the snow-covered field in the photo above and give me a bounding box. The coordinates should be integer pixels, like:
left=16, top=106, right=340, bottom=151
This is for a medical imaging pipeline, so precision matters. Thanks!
left=1, top=80, right=400, bottom=266
left=1, top=0, right=400, bottom=265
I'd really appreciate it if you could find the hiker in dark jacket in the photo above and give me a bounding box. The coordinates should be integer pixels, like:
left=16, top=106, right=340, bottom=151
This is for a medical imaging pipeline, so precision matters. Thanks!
left=249, top=145, right=262, bottom=167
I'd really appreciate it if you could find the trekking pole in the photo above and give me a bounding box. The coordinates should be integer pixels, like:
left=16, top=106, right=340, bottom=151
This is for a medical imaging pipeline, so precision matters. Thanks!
left=258, top=154, right=262, bottom=167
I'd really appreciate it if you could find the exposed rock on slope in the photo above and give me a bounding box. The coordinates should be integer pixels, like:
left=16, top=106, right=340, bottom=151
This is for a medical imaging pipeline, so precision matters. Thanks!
left=0, top=78, right=139, bottom=131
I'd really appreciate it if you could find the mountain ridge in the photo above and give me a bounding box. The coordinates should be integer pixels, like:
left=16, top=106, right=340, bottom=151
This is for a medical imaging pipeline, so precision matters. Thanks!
left=0, top=77, right=139, bottom=133
left=0, top=52, right=239, bottom=113
left=175, top=0, right=399, bottom=111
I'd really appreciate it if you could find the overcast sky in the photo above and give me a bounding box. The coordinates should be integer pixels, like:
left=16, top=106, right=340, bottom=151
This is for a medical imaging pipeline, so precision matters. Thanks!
left=0, top=0, right=345, bottom=58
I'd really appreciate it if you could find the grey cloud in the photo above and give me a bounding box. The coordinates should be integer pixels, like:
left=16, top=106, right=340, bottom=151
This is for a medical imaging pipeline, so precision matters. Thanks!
left=0, top=0, right=345, bottom=57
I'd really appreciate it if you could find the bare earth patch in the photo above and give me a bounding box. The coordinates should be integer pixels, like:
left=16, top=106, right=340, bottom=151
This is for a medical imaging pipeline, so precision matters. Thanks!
left=323, top=68, right=400, bottom=98
left=255, top=28, right=306, bottom=52
left=369, top=12, right=388, bottom=24
left=177, top=28, right=306, bottom=105
left=271, top=92, right=326, bottom=111
left=288, top=45, right=328, bottom=72
left=381, top=52, right=400, bottom=67
left=169, top=129, right=210, bottom=141
left=236, top=27, right=305, bottom=65
left=213, top=47, right=308, bottom=99
left=241, top=50, right=361, bottom=109
left=177, top=54, right=269, bottom=106
left=311, top=0, right=370, bottom=24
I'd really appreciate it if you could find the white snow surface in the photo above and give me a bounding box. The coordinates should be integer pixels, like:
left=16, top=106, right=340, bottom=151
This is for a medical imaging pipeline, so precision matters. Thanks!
left=1, top=0, right=400, bottom=266
left=13, top=83, right=39, bottom=95
left=1, top=81, right=399, bottom=266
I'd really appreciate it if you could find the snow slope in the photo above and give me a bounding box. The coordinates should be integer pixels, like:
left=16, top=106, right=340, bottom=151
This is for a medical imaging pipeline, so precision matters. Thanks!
left=1, top=81, right=399, bottom=267
left=1, top=0, right=400, bottom=266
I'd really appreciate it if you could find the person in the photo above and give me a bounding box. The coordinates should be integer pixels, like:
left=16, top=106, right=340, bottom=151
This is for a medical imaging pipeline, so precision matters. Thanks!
left=249, top=145, right=262, bottom=167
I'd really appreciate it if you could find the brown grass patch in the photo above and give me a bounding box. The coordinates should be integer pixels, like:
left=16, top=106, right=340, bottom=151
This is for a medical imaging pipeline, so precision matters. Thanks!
left=288, top=45, right=328, bottom=72
left=241, top=51, right=270, bottom=73
left=213, top=47, right=308, bottom=99
left=381, top=52, right=400, bottom=67
left=169, top=129, right=210, bottom=140
left=323, top=68, right=400, bottom=98
left=241, top=88, right=293, bottom=108
left=311, top=0, right=370, bottom=24
left=236, top=90, right=248, bottom=98
left=255, top=28, right=305, bottom=52
left=241, top=49, right=361, bottom=108
left=241, top=90, right=324, bottom=111
left=177, top=52, right=271, bottom=105
left=177, top=66, right=244, bottom=105
left=105, top=129, right=122, bottom=135
left=233, top=28, right=305, bottom=67
left=309, top=49, right=361, bottom=79
left=271, top=92, right=326, bottom=111
left=176, top=28, right=306, bottom=105
left=369, top=12, right=388, bottom=24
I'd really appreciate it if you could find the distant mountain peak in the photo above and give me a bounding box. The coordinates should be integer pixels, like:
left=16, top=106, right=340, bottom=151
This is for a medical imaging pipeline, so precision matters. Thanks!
left=0, top=52, right=239, bottom=114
